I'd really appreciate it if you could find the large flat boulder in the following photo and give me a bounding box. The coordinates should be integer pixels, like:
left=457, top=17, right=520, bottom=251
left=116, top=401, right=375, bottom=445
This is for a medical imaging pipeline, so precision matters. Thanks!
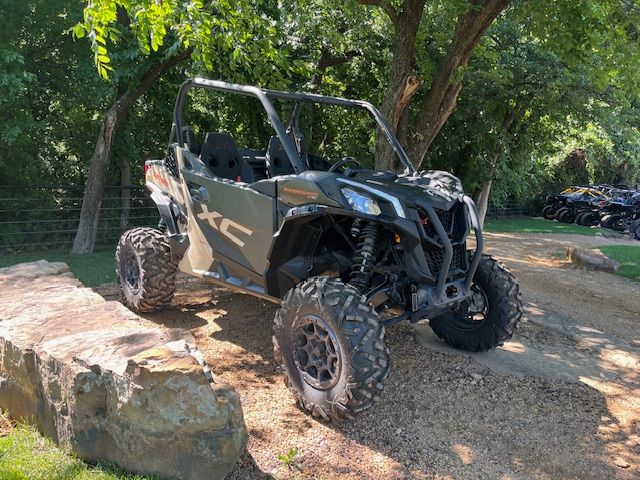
left=565, top=246, right=620, bottom=273
left=0, top=260, right=246, bottom=480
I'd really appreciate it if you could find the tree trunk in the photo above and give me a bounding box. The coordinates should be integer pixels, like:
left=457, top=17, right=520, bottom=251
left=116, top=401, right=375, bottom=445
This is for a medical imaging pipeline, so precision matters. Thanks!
left=407, top=0, right=512, bottom=169
left=120, top=153, right=131, bottom=230
left=473, top=108, right=520, bottom=226
left=360, top=0, right=426, bottom=170
left=474, top=177, right=493, bottom=226
left=71, top=107, right=121, bottom=254
left=71, top=50, right=190, bottom=254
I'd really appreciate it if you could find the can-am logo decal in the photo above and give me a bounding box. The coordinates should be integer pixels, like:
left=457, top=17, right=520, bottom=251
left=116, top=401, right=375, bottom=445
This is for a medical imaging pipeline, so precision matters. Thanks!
left=197, top=205, right=253, bottom=248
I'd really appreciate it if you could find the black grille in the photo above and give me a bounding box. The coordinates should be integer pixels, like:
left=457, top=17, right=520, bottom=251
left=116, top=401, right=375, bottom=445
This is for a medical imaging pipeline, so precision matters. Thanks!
left=419, top=202, right=468, bottom=277
left=436, top=208, right=454, bottom=231
left=421, top=206, right=457, bottom=239
left=424, top=244, right=444, bottom=275
left=424, top=243, right=466, bottom=276
left=451, top=243, right=466, bottom=269
left=165, top=146, right=179, bottom=178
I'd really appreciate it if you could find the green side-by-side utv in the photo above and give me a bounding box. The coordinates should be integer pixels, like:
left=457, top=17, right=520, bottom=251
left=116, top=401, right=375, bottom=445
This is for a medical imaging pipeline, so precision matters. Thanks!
left=116, top=78, right=522, bottom=420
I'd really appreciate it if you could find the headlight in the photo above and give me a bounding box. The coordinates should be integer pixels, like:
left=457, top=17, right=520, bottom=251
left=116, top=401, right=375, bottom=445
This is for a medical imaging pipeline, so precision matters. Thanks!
left=341, top=188, right=382, bottom=215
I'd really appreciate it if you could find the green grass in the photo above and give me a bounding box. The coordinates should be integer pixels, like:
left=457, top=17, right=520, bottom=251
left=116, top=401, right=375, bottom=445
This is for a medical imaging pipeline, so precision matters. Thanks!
left=484, top=217, right=607, bottom=236
left=0, top=248, right=116, bottom=287
left=0, top=425, right=154, bottom=480
left=598, top=245, right=640, bottom=282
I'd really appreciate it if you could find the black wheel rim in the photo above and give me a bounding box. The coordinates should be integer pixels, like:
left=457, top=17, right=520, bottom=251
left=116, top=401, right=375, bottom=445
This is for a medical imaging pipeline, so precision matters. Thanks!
left=293, top=315, right=341, bottom=390
left=446, top=284, right=489, bottom=332
left=122, top=248, right=141, bottom=294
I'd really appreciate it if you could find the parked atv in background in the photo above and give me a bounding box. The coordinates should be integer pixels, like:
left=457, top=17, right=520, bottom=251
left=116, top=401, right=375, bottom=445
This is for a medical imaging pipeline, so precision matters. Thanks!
left=599, top=192, right=640, bottom=232
left=553, top=188, right=607, bottom=224
left=542, top=183, right=639, bottom=239
left=115, top=78, right=523, bottom=421
left=541, top=186, right=582, bottom=220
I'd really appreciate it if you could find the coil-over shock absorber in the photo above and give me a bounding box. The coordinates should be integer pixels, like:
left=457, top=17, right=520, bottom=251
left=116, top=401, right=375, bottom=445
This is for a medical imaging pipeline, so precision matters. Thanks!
left=350, top=222, right=379, bottom=291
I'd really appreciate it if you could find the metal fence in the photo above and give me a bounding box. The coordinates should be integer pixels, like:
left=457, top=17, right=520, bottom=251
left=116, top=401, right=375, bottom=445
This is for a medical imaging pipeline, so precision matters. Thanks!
left=485, top=200, right=541, bottom=219
left=0, top=185, right=541, bottom=254
left=0, top=185, right=159, bottom=254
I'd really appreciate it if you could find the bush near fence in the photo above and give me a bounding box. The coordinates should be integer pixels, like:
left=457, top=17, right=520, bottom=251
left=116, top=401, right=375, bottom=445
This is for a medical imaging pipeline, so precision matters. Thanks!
left=0, top=186, right=159, bottom=254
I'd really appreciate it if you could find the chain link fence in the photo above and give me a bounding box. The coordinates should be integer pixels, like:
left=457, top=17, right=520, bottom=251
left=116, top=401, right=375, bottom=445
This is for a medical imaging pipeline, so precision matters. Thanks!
left=0, top=186, right=159, bottom=254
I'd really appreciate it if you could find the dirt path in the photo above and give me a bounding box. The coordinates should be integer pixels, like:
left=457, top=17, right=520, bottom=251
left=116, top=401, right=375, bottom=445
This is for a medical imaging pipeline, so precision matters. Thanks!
left=98, top=232, right=639, bottom=479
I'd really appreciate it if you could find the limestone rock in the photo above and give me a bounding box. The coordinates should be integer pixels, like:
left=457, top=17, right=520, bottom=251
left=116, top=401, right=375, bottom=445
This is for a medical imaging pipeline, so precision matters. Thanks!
left=0, top=259, right=71, bottom=278
left=0, top=261, right=246, bottom=480
left=566, top=246, right=620, bottom=273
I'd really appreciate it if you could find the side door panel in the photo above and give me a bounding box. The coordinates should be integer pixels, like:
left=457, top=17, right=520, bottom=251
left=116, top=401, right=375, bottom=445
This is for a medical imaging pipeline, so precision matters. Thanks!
left=181, top=168, right=276, bottom=277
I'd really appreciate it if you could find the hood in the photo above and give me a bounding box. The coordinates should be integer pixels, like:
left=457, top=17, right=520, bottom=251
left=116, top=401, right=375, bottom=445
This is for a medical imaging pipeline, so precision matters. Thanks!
left=342, top=170, right=463, bottom=210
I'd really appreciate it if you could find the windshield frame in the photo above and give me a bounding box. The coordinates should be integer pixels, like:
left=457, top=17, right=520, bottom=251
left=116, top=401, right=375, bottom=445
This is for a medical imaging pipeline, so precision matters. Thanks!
left=173, top=77, right=416, bottom=175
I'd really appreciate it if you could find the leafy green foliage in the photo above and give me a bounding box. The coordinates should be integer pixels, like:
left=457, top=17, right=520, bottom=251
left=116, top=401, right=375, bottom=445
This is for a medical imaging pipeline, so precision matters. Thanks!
left=276, top=446, right=302, bottom=470
left=424, top=2, right=640, bottom=205
left=2, top=0, right=640, bottom=215
left=77, top=0, right=300, bottom=86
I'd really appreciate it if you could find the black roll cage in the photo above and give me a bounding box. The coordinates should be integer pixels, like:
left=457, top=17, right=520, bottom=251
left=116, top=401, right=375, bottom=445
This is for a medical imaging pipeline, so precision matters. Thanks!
left=172, top=77, right=417, bottom=176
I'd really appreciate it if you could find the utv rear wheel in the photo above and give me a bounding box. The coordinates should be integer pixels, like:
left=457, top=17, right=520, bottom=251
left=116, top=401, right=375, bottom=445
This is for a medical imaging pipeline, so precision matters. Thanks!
left=273, top=277, right=389, bottom=421
left=116, top=227, right=177, bottom=312
left=429, top=255, right=522, bottom=352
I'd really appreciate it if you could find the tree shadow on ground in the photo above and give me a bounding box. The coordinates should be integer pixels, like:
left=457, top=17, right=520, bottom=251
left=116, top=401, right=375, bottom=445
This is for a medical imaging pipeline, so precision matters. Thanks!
left=102, top=280, right=635, bottom=479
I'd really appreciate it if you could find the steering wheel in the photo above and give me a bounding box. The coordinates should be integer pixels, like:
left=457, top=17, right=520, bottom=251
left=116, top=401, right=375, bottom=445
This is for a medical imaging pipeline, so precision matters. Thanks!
left=329, top=157, right=361, bottom=173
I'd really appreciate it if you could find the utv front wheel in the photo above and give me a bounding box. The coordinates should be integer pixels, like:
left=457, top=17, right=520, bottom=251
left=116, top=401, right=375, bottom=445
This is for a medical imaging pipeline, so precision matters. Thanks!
left=115, top=227, right=177, bottom=312
left=541, top=205, right=556, bottom=220
left=273, top=277, right=389, bottom=421
left=429, top=255, right=522, bottom=352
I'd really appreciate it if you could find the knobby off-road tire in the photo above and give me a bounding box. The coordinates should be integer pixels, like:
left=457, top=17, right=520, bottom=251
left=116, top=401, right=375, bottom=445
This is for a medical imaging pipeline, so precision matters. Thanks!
left=541, top=205, right=556, bottom=220
left=633, top=220, right=640, bottom=240
left=429, top=255, right=522, bottom=352
left=601, top=214, right=626, bottom=231
left=556, top=207, right=575, bottom=223
left=575, top=212, right=595, bottom=227
left=273, top=276, right=390, bottom=421
left=116, top=227, right=177, bottom=312
left=581, top=212, right=599, bottom=227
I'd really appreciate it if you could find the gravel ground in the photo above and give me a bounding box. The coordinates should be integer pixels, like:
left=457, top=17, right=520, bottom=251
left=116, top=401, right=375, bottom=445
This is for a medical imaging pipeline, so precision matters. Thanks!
left=98, top=232, right=639, bottom=479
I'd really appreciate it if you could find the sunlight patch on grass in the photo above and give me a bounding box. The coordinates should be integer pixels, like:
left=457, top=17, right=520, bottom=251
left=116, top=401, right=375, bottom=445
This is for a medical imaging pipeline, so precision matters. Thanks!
left=598, top=245, right=640, bottom=282
left=484, top=217, right=606, bottom=236
left=0, top=425, right=154, bottom=480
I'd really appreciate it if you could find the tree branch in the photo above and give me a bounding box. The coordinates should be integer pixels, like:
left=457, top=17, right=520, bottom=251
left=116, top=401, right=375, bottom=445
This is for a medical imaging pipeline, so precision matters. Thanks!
left=310, top=46, right=361, bottom=90
left=358, top=0, right=399, bottom=26
left=116, top=48, right=192, bottom=114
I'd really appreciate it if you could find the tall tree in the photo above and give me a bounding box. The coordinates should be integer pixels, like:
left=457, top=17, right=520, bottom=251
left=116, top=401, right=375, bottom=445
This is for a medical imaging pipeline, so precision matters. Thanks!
left=359, top=0, right=512, bottom=170
left=72, top=0, right=293, bottom=254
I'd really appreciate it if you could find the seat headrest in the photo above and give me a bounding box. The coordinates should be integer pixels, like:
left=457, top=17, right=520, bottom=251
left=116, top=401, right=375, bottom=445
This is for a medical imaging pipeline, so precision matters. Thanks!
left=201, top=132, right=239, bottom=168
left=267, top=136, right=287, bottom=167
left=182, top=126, right=200, bottom=154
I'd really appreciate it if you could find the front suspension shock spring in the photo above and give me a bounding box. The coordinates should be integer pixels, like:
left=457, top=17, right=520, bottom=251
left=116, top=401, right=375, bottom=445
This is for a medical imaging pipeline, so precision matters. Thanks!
left=350, top=222, right=379, bottom=291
